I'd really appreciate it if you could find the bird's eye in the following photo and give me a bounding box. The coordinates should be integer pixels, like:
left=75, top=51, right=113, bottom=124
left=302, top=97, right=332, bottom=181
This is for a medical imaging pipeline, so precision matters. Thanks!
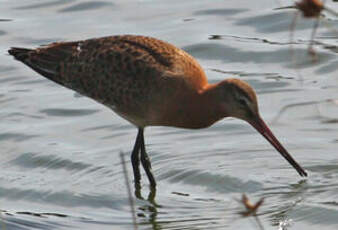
left=238, top=97, right=247, bottom=107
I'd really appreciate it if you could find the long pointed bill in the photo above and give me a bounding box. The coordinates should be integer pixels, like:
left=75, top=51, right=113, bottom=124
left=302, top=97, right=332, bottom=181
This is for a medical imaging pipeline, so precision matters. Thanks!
left=250, top=117, right=307, bottom=177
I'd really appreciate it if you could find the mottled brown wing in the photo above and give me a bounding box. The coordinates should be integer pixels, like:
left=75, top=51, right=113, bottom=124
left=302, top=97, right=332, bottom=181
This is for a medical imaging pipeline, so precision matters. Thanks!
left=9, top=35, right=180, bottom=113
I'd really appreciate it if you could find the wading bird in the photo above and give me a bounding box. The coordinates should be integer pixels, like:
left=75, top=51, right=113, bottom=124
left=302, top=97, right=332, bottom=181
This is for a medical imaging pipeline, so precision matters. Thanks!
left=8, top=35, right=307, bottom=188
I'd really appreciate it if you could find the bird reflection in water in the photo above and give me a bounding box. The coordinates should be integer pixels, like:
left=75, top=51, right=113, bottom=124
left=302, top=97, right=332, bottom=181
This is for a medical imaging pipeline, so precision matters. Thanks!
left=121, top=152, right=160, bottom=230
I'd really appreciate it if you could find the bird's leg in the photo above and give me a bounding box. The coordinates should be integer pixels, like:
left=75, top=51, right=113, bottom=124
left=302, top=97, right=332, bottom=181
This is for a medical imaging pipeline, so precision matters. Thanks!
left=139, top=128, right=157, bottom=188
left=131, top=128, right=142, bottom=189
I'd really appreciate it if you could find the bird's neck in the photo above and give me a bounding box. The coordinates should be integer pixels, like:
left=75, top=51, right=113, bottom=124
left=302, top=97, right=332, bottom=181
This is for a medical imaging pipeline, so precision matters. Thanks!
left=198, top=83, right=228, bottom=123
left=168, top=83, right=225, bottom=129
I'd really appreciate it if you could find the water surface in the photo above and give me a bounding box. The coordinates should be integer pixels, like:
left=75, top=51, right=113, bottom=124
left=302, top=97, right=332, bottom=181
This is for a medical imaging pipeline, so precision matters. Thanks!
left=1, top=0, right=338, bottom=229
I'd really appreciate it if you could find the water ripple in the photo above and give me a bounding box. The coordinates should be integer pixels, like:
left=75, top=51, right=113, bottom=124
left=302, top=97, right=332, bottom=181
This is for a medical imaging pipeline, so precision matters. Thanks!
left=13, top=0, right=75, bottom=10
left=39, top=108, right=99, bottom=117
left=0, top=186, right=124, bottom=209
left=9, top=152, right=91, bottom=171
left=0, top=133, right=39, bottom=142
left=162, top=169, right=263, bottom=193
left=183, top=43, right=336, bottom=70
left=58, top=1, right=114, bottom=13
left=194, top=8, right=247, bottom=16
left=236, top=11, right=314, bottom=33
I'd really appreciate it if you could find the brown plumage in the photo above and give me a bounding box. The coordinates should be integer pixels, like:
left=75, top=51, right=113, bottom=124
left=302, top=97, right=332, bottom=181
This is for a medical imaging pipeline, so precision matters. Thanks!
left=8, top=35, right=307, bottom=189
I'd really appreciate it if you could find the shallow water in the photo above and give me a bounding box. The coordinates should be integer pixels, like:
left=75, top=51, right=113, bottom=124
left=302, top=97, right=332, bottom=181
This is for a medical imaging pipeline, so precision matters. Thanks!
left=1, top=0, right=338, bottom=229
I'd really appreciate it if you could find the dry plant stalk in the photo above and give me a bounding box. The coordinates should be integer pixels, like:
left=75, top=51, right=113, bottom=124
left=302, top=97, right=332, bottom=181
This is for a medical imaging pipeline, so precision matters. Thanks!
left=296, top=0, right=324, bottom=18
left=290, top=0, right=338, bottom=60
left=239, top=194, right=265, bottom=230
left=120, top=152, right=138, bottom=230
left=289, top=0, right=327, bottom=65
left=0, top=211, right=6, bottom=230
left=240, top=194, right=264, bottom=217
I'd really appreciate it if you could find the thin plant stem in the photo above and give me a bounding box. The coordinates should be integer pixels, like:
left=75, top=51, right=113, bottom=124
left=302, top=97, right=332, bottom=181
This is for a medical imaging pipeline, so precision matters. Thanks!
left=120, top=152, right=138, bottom=230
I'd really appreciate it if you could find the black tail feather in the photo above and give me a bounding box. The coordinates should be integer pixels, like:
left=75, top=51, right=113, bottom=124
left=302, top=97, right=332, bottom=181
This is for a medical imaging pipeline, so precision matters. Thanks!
left=8, top=47, right=32, bottom=62
left=8, top=41, right=83, bottom=87
left=8, top=47, right=60, bottom=82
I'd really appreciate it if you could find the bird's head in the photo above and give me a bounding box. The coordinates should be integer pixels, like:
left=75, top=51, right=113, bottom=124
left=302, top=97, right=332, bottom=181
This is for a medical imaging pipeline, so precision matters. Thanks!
left=210, top=78, right=307, bottom=177
left=217, top=78, right=259, bottom=123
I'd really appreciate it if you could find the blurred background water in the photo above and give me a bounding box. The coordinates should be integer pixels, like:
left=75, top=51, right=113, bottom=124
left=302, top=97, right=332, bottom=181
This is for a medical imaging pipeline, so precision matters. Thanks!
left=0, top=0, right=338, bottom=229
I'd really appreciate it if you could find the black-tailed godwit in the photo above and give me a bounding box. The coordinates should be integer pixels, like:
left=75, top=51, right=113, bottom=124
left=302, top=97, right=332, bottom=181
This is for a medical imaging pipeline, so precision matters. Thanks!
left=8, top=35, right=307, bottom=188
